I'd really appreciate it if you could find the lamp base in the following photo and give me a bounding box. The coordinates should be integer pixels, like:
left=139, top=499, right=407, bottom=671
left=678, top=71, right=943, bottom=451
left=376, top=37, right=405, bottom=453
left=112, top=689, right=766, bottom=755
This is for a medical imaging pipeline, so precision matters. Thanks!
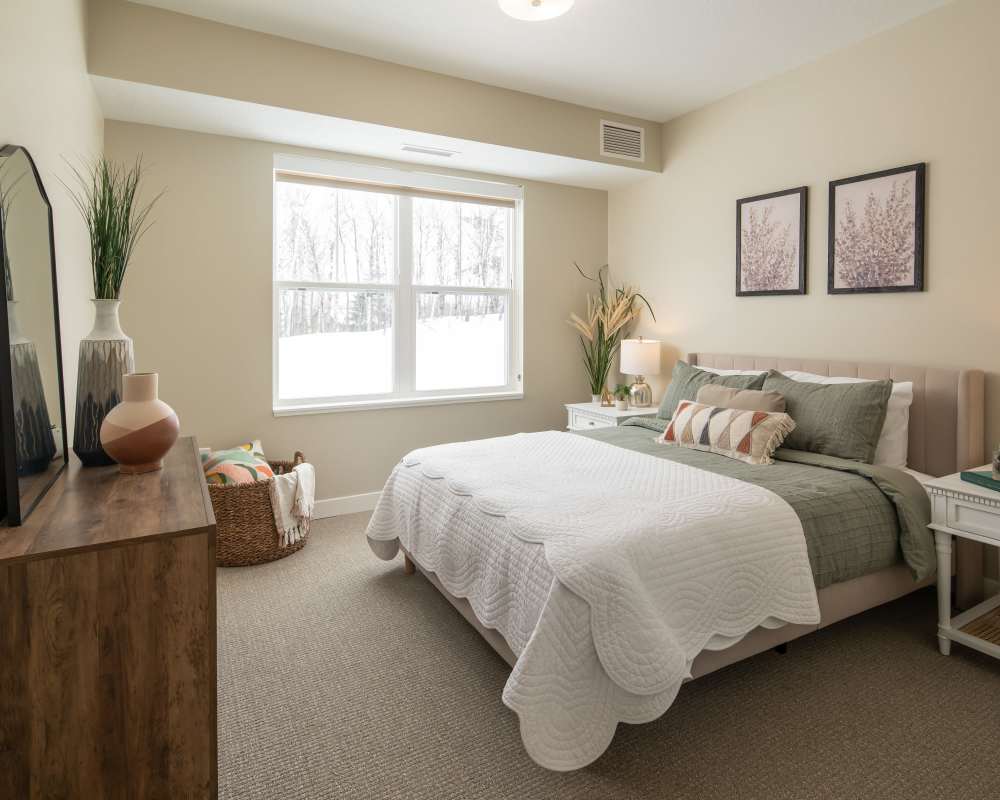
left=629, top=376, right=653, bottom=408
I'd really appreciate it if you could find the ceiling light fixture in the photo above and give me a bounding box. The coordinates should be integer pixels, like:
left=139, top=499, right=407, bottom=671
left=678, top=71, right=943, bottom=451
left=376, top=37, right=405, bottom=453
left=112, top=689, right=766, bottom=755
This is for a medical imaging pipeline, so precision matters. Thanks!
left=498, top=0, right=575, bottom=22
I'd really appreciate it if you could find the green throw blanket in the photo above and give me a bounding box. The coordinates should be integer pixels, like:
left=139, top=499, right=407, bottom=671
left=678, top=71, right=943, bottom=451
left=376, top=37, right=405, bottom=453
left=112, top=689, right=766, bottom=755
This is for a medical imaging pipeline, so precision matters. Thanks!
left=576, top=417, right=933, bottom=586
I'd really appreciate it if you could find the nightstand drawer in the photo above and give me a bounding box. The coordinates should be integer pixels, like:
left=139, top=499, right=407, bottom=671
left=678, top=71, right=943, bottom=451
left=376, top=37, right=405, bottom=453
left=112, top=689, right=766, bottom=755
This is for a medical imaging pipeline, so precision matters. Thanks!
left=568, top=409, right=615, bottom=430
left=946, top=496, right=1000, bottom=542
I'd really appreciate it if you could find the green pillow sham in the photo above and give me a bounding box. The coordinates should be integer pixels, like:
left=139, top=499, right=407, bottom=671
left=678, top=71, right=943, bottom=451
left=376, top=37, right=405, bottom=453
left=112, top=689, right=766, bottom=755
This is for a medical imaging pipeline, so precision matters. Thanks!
left=762, top=370, right=892, bottom=463
left=657, top=361, right=766, bottom=420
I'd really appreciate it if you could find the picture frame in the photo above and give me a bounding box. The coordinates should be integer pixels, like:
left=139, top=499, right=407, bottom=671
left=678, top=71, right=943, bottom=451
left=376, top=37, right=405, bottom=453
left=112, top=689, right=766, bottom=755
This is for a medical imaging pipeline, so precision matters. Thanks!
left=828, top=162, right=925, bottom=294
left=736, top=186, right=807, bottom=297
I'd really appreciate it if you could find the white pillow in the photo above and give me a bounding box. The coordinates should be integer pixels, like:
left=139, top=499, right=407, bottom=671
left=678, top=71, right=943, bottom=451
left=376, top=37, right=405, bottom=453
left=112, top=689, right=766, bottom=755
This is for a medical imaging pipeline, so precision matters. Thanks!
left=781, top=371, right=913, bottom=470
left=698, top=366, right=767, bottom=376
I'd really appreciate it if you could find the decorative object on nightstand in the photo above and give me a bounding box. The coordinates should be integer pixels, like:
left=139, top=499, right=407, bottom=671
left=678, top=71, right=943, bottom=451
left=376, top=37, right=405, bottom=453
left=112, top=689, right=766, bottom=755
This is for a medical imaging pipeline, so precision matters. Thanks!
left=63, top=156, right=163, bottom=466
left=567, top=263, right=654, bottom=404
left=613, top=384, right=630, bottom=410
left=620, top=337, right=660, bottom=408
left=926, top=470, right=1000, bottom=662
left=960, top=468, right=1000, bottom=492
left=565, top=401, right=657, bottom=432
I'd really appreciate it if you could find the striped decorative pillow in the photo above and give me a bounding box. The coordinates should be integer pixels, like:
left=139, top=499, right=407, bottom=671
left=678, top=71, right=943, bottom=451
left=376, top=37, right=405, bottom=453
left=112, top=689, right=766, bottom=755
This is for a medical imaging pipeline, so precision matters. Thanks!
left=660, top=400, right=796, bottom=465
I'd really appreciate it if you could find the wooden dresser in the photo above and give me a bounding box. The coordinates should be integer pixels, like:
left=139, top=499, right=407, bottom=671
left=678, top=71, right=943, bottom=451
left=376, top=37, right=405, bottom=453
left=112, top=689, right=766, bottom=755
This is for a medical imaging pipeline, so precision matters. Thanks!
left=0, top=437, right=217, bottom=799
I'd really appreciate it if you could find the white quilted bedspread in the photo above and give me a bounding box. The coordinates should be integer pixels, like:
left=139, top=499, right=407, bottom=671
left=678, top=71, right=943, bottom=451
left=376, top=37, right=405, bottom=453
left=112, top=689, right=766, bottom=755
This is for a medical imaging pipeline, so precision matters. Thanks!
left=366, top=431, right=820, bottom=770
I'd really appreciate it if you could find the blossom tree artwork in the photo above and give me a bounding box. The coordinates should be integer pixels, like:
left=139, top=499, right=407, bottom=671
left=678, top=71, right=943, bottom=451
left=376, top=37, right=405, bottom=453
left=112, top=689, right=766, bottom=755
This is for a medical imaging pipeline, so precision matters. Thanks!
left=829, top=163, right=925, bottom=293
left=736, top=187, right=806, bottom=296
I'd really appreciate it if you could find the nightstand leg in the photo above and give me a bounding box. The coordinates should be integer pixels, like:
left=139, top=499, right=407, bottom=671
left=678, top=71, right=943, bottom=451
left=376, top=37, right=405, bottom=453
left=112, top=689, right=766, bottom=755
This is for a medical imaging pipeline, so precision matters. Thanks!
left=935, top=530, right=952, bottom=656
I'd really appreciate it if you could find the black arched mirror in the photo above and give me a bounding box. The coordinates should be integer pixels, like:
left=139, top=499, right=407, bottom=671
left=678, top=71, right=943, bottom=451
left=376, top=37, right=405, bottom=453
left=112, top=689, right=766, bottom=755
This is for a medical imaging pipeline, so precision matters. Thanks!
left=0, top=144, right=68, bottom=525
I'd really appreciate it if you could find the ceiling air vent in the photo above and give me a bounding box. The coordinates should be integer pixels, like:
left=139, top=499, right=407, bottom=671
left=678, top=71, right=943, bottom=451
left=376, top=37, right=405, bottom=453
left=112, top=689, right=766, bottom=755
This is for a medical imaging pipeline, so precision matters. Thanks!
left=599, top=120, right=644, bottom=162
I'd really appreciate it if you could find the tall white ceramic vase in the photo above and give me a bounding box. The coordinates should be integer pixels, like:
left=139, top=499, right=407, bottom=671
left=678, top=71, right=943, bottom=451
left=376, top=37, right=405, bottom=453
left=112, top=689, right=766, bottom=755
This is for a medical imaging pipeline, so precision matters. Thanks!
left=73, top=299, right=135, bottom=466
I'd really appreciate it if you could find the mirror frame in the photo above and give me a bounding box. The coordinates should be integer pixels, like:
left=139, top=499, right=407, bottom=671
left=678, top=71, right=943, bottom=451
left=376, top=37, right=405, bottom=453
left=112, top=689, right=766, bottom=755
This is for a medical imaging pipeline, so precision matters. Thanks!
left=0, top=144, right=69, bottom=525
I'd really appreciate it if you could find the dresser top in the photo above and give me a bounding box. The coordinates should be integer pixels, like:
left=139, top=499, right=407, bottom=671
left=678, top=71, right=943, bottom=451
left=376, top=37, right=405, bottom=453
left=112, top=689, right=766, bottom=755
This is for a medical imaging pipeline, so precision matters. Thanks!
left=0, top=437, right=215, bottom=565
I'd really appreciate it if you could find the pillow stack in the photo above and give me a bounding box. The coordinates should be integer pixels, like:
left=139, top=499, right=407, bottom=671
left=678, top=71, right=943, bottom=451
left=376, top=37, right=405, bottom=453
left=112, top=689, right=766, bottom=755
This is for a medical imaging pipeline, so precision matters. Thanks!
left=656, top=361, right=904, bottom=468
left=657, top=361, right=766, bottom=420
left=777, top=370, right=913, bottom=468
left=761, top=371, right=894, bottom=464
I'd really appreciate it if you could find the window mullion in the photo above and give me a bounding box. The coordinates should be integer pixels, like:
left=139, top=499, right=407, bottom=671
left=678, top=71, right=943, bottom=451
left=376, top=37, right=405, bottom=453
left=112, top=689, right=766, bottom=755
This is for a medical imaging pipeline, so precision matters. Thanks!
left=396, top=197, right=415, bottom=394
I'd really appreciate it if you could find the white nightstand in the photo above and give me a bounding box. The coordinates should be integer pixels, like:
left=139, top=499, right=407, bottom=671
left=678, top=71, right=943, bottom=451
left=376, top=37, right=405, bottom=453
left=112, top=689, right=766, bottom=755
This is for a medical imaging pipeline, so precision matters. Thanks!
left=565, top=402, right=658, bottom=432
left=926, top=470, right=1000, bottom=661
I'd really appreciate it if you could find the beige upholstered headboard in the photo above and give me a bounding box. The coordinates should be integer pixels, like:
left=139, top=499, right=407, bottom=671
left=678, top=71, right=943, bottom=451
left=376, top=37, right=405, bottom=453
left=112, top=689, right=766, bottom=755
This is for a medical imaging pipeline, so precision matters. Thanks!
left=688, top=353, right=985, bottom=477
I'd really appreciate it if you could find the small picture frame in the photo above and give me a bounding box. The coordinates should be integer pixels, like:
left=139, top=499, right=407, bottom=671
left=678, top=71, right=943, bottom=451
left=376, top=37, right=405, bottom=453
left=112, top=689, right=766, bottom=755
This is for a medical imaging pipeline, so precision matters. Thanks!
left=736, top=186, right=807, bottom=296
left=828, top=163, right=925, bottom=294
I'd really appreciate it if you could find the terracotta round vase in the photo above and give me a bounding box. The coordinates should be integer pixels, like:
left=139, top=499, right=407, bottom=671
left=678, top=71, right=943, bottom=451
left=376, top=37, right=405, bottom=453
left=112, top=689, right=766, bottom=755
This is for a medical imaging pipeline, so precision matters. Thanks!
left=99, top=373, right=179, bottom=474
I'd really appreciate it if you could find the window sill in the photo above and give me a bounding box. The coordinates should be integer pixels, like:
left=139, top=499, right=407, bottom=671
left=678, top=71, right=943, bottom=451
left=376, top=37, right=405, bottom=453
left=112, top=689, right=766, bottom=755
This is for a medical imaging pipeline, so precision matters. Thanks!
left=273, top=390, right=524, bottom=416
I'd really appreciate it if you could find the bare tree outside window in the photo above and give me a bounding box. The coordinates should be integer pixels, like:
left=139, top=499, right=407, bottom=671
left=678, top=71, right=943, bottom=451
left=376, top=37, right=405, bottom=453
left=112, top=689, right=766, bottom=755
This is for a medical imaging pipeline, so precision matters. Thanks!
left=274, top=175, right=516, bottom=401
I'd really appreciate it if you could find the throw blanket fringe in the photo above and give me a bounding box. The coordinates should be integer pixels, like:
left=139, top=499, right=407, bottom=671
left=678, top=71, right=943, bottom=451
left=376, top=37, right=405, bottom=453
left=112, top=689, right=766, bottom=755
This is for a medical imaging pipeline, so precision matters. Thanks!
left=269, top=463, right=316, bottom=547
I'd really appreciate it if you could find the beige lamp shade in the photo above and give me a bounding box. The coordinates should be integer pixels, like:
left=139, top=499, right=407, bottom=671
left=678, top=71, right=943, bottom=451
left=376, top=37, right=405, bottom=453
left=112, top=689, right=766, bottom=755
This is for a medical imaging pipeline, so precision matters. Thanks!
left=620, top=339, right=661, bottom=376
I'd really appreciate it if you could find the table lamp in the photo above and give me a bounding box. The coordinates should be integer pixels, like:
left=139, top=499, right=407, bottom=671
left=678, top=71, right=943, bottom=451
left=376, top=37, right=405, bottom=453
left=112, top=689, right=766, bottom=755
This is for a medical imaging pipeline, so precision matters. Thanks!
left=619, top=338, right=660, bottom=408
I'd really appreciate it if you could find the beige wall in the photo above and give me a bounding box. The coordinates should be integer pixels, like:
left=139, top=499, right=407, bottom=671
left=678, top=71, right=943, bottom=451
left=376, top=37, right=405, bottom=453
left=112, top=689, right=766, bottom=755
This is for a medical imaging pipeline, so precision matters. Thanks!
left=89, top=0, right=660, bottom=173
left=0, top=0, right=104, bottom=429
left=104, top=121, right=607, bottom=500
left=609, top=0, right=1000, bottom=457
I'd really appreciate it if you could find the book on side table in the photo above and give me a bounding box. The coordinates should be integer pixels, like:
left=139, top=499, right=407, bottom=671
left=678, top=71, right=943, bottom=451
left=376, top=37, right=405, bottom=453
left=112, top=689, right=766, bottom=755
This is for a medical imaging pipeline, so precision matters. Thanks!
left=960, top=469, right=1000, bottom=492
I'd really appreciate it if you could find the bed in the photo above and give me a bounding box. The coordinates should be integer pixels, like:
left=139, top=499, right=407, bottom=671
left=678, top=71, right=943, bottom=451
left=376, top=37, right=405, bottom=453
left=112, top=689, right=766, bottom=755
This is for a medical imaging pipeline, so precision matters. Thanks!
left=366, top=353, right=985, bottom=770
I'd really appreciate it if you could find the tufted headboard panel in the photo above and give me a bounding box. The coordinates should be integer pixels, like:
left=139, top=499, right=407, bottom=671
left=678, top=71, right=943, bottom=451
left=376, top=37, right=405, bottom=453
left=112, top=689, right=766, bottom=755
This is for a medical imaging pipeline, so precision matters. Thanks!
left=688, top=353, right=985, bottom=477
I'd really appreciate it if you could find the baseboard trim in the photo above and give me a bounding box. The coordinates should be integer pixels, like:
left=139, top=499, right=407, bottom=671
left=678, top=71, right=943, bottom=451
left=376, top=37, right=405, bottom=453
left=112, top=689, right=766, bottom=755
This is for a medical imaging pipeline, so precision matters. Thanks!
left=314, top=491, right=381, bottom=518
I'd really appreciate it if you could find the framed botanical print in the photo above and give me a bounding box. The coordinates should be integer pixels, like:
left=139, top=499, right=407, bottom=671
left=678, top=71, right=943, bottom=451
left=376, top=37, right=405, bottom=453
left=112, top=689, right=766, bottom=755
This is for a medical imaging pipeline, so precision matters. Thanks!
left=736, top=186, right=807, bottom=296
left=828, top=162, right=925, bottom=294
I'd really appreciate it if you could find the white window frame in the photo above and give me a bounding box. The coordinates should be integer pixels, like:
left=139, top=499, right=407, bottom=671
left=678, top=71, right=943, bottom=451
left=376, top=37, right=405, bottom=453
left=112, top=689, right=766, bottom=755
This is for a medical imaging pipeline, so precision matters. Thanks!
left=272, top=154, right=524, bottom=415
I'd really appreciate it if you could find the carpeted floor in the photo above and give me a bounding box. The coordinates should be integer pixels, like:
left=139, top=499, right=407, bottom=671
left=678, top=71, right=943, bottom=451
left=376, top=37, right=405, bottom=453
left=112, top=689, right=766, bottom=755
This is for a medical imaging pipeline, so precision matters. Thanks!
left=218, top=513, right=1000, bottom=800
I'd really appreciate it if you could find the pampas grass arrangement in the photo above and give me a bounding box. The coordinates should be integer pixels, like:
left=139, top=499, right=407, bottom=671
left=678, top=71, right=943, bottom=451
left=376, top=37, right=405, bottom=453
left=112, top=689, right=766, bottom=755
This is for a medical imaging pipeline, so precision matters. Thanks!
left=567, top=263, right=654, bottom=396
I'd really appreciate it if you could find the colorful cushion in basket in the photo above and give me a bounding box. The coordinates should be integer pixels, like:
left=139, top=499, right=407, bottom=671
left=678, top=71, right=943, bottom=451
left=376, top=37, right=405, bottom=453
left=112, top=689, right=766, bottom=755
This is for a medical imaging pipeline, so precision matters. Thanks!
left=203, top=440, right=274, bottom=485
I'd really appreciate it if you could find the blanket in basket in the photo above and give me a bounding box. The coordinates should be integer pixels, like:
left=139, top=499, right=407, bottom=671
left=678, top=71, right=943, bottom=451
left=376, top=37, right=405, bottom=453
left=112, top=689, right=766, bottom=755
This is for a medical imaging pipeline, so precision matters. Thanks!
left=269, top=462, right=316, bottom=547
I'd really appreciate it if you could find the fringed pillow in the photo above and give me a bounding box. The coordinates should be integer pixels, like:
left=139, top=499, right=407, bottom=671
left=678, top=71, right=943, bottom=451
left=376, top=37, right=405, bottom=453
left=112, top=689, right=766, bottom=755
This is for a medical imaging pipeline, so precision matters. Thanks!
left=659, top=400, right=795, bottom=465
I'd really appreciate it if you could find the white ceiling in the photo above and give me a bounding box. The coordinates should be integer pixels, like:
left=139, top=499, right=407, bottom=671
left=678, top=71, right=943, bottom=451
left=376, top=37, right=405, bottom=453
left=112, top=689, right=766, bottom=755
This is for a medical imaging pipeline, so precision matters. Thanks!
left=134, top=0, right=949, bottom=122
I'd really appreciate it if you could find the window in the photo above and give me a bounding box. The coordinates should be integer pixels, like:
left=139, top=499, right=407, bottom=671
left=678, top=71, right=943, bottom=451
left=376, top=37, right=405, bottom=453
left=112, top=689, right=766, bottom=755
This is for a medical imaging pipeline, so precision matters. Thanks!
left=272, top=156, right=523, bottom=413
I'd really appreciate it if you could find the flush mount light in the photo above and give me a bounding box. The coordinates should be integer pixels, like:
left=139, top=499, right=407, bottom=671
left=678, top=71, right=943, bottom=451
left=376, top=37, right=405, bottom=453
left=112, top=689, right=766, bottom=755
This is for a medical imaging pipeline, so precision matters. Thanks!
left=499, top=0, right=575, bottom=22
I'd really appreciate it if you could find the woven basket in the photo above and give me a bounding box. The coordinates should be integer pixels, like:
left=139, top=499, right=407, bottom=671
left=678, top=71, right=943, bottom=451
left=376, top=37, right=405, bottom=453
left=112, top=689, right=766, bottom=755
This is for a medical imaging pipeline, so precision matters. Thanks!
left=210, top=451, right=310, bottom=567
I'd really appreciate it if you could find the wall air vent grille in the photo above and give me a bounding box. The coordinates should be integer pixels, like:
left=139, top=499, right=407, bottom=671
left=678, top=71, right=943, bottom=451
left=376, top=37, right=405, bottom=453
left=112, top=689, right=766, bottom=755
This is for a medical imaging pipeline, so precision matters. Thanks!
left=599, top=120, right=644, bottom=162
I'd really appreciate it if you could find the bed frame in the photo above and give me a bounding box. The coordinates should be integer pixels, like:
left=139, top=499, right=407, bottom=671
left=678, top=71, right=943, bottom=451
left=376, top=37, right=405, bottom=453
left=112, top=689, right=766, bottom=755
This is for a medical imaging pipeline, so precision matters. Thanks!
left=400, top=352, right=985, bottom=678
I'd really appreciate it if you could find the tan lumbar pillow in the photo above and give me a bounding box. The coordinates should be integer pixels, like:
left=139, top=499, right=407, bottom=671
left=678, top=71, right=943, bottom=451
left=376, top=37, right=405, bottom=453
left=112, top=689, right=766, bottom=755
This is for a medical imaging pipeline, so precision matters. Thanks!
left=696, top=384, right=786, bottom=413
left=660, top=400, right=795, bottom=465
